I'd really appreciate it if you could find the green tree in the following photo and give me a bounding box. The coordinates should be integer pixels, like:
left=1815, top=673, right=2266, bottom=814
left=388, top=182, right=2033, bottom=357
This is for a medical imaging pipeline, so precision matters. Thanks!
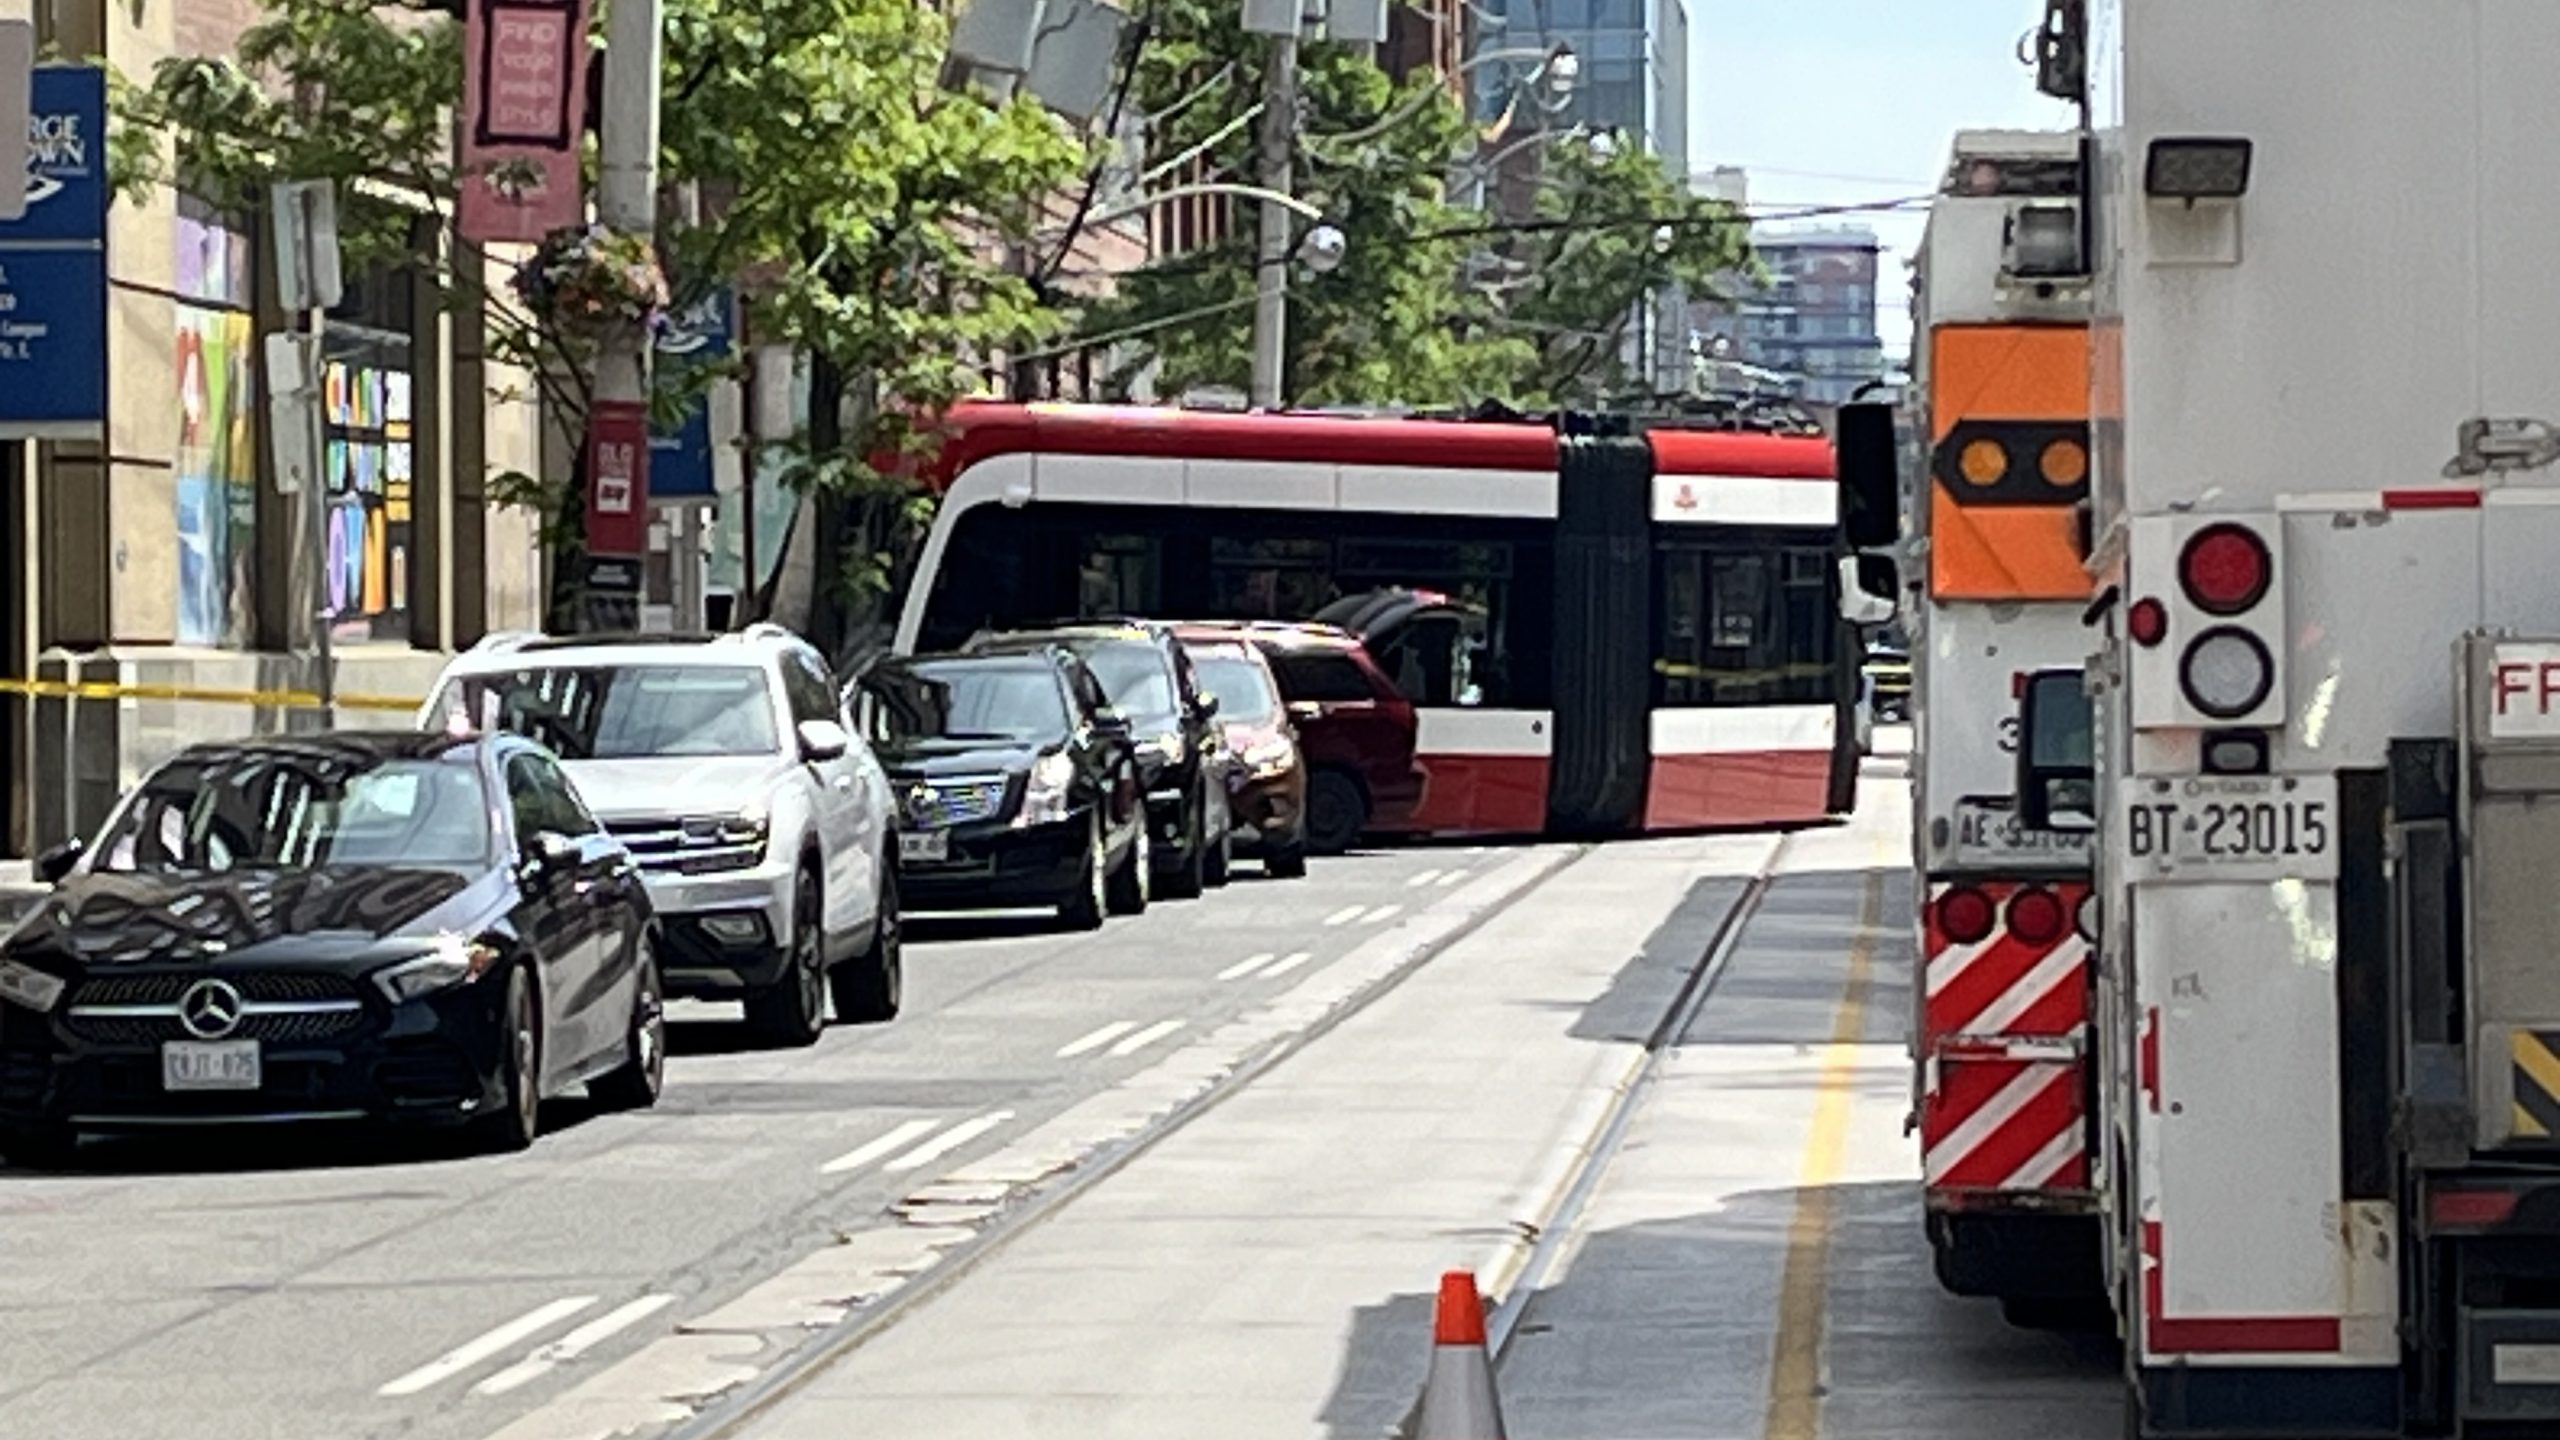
left=113, top=0, right=1084, bottom=648
left=1079, top=0, right=1754, bottom=410
left=1497, top=134, right=1755, bottom=405
left=1085, top=0, right=1530, bottom=407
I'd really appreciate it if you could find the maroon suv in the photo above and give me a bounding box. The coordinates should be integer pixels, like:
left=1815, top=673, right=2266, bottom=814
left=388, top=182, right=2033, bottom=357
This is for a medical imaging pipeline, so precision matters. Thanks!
left=1174, top=621, right=1420, bottom=853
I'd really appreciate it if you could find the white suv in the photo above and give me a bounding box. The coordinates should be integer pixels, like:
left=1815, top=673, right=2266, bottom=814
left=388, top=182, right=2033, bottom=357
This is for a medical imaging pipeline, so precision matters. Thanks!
left=420, top=625, right=901, bottom=1044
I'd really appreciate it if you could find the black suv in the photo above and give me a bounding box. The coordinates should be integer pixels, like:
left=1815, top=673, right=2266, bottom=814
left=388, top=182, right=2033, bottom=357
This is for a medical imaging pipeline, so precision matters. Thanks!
left=851, top=647, right=1150, bottom=930
left=962, top=623, right=1235, bottom=899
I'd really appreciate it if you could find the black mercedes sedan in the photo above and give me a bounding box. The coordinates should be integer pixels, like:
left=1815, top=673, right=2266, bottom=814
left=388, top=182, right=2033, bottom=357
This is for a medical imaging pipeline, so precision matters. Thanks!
left=0, top=731, right=663, bottom=1165
left=852, top=648, right=1149, bottom=929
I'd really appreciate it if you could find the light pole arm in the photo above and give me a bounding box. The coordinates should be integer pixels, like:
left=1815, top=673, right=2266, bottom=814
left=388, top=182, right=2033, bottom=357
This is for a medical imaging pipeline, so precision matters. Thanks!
left=1313, top=45, right=1570, bottom=152
left=1055, top=180, right=1325, bottom=235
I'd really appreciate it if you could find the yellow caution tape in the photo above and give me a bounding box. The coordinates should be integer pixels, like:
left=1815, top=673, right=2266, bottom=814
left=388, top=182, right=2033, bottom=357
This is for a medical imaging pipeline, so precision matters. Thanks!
left=0, top=676, right=422, bottom=714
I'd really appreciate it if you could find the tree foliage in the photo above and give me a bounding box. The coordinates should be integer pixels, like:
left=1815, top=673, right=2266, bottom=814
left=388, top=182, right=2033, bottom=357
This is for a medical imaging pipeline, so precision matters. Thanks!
left=113, top=0, right=1086, bottom=643
left=1084, top=0, right=1753, bottom=409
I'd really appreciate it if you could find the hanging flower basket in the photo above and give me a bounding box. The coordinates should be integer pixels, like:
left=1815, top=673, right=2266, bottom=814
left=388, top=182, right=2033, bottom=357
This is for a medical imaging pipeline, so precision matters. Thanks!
left=513, top=224, right=671, bottom=342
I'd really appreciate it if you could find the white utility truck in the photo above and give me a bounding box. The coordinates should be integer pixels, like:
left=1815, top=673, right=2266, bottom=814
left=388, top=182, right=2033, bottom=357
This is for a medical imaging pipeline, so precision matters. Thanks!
left=1905, top=128, right=2105, bottom=1322
left=2014, top=2, right=2560, bottom=1434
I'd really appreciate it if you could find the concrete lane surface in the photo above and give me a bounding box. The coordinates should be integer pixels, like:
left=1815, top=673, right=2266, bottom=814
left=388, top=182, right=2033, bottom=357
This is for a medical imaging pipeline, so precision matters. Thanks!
left=1497, top=745, right=2122, bottom=1440
left=0, top=841, right=1522, bottom=1440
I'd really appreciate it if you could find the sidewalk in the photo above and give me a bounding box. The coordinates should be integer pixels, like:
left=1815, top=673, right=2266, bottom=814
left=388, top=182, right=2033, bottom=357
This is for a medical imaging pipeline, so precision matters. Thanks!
left=728, top=830, right=1781, bottom=1439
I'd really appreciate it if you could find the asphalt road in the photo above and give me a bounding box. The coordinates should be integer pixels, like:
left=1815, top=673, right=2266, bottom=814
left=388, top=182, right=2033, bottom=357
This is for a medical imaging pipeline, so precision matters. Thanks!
left=0, top=840, right=1526, bottom=1440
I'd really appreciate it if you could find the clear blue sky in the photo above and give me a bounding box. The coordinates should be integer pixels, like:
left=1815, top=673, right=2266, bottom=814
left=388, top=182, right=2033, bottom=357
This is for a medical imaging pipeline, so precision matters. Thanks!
left=1687, top=0, right=2075, bottom=358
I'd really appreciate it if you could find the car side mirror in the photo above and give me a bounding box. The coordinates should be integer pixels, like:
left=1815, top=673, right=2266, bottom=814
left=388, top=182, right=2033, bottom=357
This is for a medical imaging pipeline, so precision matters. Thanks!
left=797, top=718, right=851, bottom=763
left=1834, top=400, right=1901, bottom=551
left=2017, top=668, right=2097, bottom=833
left=1198, top=693, right=1220, bottom=720
left=523, top=830, right=581, bottom=882
left=1092, top=707, right=1132, bottom=738
left=34, top=837, right=83, bottom=884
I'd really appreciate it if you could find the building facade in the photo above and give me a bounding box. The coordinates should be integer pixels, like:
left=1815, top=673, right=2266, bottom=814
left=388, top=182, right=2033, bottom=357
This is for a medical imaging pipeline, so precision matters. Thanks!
left=1703, top=222, right=1890, bottom=407
left=2, top=0, right=548, bottom=858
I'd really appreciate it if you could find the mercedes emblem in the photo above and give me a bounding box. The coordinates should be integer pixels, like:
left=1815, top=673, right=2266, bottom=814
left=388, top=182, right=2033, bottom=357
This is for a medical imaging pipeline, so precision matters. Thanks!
left=177, top=978, right=246, bottom=1041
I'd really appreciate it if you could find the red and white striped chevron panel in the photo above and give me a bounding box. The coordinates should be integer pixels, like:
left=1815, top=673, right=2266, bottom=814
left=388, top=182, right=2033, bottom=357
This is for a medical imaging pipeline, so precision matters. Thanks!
left=1923, top=879, right=2093, bottom=1038
left=1921, top=879, right=2095, bottom=1197
left=1923, top=1054, right=2090, bottom=1191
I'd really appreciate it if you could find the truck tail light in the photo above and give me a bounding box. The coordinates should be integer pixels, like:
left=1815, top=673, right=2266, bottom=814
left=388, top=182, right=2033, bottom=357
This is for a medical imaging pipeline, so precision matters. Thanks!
left=2430, top=1187, right=2522, bottom=1230
left=2006, top=887, right=2067, bottom=945
left=2127, top=597, right=2168, bottom=647
left=2180, top=626, right=2276, bottom=719
left=1936, top=885, right=1997, bottom=945
left=2179, top=523, right=2272, bottom=615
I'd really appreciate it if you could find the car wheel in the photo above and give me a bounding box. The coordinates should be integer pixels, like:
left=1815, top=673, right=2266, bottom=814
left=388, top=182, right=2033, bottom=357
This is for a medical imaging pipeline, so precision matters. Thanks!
left=0, top=1123, right=78, bottom=1171
left=1162, top=795, right=1208, bottom=900
left=1106, top=815, right=1151, bottom=916
left=830, top=867, right=903, bottom=1023
left=1305, top=769, right=1369, bottom=855
left=745, top=867, right=827, bottom=1047
left=478, top=967, right=543, bottom=1153
left=591, top=943, right=666, bottom=1111
left=1265, top=834, right=1308, bottom=879
left=1061, top=816, right=1109, bottom=930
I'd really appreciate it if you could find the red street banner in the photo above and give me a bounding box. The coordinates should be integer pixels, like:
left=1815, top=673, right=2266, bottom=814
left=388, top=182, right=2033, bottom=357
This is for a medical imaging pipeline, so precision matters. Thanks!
left=459, top=0, right=590, bottom=244
left=585, top=400, right=650, bottom=559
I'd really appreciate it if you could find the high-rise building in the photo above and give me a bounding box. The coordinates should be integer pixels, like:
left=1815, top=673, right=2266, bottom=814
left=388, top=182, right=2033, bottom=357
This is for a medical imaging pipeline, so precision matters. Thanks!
left=1715, top=223, right=1890, bottom=407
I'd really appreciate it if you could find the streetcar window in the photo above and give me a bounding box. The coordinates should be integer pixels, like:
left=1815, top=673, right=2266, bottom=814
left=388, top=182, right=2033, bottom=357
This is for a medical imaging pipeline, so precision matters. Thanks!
left=1654, top=540, right=1836, bottom=707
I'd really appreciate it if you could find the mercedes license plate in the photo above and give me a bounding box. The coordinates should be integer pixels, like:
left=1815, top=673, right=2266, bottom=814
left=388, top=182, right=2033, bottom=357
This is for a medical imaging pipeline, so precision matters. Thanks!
left=162, top=1040, right=261, bottom=1092
left=899, top=830, right=950, bottom=863
left=2121, top=774, right=2337, bottom=881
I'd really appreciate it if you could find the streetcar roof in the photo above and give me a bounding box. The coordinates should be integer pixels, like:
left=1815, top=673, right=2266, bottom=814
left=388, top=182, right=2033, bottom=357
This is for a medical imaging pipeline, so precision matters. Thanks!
left=895, top=401, right=1837, bottom=490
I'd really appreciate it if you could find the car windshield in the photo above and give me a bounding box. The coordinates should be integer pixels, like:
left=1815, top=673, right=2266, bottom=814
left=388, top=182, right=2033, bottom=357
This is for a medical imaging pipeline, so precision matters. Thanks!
left=90, top=752, right=492, bottom=873
left=432, top=664, right=779, bottom=759
left=1073, top=641, right=1178, bottom=725
left=859, top=663, right=1069, bottom=744
left=1193, top=654, right=1279, bottom=724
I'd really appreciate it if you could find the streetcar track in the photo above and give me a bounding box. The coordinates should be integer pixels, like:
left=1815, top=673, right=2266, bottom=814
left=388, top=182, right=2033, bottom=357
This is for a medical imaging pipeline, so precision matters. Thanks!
left=662, top=842, right=1598, bottom=1440
left=1383, top=828, right=1802, bottom=1437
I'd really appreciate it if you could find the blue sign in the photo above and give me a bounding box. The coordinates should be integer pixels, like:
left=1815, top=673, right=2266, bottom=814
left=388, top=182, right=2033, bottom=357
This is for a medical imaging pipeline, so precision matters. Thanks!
left=6, top=67, right=108, bottom=243
left=0, top=248, right=108, bottom=425
left=0, top=66, right=108, bottom=433
left=650, top=289, right=734, bottom=499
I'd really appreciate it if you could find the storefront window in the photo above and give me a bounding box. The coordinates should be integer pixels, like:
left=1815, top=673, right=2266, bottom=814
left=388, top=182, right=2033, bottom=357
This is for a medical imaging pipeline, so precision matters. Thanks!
left=172, top=210, right=258, bottom=648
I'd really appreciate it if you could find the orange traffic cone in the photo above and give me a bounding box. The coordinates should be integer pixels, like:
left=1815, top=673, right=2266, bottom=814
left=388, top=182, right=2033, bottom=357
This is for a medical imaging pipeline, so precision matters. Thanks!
left=1415, top=1269, right=1507, bottom=1440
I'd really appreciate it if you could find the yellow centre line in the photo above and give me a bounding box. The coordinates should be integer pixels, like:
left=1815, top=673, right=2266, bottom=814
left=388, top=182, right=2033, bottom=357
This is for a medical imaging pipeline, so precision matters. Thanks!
left=1762, top=866, right=1885, bottom=1440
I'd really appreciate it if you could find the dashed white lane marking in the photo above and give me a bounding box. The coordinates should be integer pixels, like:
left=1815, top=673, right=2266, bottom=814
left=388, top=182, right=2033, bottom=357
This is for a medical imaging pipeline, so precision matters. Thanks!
left=1217, top=952, right=1277, bottom=981
left=1107, top=1020, right=1185, bottom=1057
left=1359, top=903, right=1403, bottom=924
left=1057, top=1022, right=1137, bottom=1058
left=1262, top=950, right=1315, bottom=978
left=380, top=1296, right=600, bottom=1396
left=1408, top=868, right=1446, bottom=888
left=1324, top=904, right=1367, bottom=926
left=882, top=1111, right=1014, bottom=1173
left=1438, top=868, right=1471, bottom=887
left=472, top=1294, right=676, bottom=1397
left=820, top=1119, right=944, bottom=1176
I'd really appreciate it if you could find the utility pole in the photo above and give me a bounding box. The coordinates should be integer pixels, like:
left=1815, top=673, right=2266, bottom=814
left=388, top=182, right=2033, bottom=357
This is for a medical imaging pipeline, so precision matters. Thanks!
left=591, top=0, right=662, bottom=630
left=1248, top=29, right=1297, bottom=410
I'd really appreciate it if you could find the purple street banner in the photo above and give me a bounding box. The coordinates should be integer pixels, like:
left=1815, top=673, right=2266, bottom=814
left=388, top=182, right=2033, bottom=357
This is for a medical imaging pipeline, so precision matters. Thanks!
left=458, top=0, right=591, bottom=244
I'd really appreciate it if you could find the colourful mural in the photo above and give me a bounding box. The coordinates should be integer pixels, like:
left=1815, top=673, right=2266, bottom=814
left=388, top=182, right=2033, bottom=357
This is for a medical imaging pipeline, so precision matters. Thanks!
left=323, top=356, right=417, bottom=641
left=173, top=215, right=257, bottom=647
